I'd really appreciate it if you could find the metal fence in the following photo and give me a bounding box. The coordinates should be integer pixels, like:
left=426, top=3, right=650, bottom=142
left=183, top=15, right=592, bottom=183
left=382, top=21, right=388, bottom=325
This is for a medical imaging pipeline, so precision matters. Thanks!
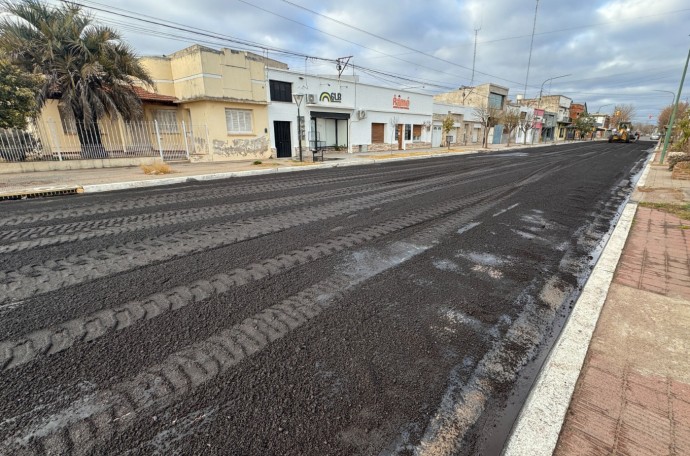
left=0, top=119, right=209, bottom=163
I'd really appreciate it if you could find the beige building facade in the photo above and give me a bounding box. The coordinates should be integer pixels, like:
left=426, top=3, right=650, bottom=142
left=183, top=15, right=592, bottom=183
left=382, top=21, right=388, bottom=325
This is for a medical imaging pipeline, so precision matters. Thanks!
left=141, top=45, right=288, bottom=160
left=33, top=45, right=289, bottom=163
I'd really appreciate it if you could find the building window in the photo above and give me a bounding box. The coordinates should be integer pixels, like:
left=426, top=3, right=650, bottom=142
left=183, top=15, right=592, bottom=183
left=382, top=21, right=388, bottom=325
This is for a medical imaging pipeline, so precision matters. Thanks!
left=404, top=124, right=411, bottom=141
left=412, top=125, right=422, bottom=141
left=225, top=109, right=253, bottom=134
left=488, top=92, right=505, bottom=109
left=371, top=123, right=385, bottom=143
left=154, top=110, right=179, bottom=133
left=269, top=80, right=292, bottom=102
left=59, top=109, right=76, bottom=134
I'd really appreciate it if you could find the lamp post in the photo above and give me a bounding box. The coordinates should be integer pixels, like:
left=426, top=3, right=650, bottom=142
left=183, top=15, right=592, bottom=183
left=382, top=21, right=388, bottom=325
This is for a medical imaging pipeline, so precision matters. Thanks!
left=660, top=45, right=690, bottom=164
left=596, top=103, right=612, bottom=113
left=539, top=74, right=571, bottom=103
left=538, top=74, right=570, bottom=142
left=293, top=94, right=304, bottom=162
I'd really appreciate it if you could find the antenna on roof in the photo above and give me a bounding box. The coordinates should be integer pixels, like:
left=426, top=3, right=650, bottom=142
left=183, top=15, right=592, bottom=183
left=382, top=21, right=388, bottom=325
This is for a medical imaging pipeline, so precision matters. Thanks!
left=336, top=56, right=352, bottom=79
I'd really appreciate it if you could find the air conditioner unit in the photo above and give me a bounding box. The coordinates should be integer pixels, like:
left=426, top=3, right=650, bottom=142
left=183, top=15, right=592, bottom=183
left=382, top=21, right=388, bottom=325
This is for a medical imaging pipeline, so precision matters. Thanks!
left=306, top=94, right=316, bottom=104
left=357, top=109, right=367, bottom=119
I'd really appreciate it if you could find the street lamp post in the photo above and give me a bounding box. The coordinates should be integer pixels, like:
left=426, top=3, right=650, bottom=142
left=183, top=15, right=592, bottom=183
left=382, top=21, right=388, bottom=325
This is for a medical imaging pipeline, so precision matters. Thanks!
left=293, top=94, right=304, bottom=162
left=538, top=74, right=570, bottom=142
left=660, top=46, right=690, bottom=164
left=539, top=74, right=571, bottom=103
left=596, top=103, right=613, bottom=113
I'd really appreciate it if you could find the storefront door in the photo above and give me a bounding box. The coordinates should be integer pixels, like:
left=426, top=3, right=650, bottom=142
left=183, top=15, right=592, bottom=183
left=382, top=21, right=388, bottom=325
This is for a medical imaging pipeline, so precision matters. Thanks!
left=274, top=121, right=292, bottom=158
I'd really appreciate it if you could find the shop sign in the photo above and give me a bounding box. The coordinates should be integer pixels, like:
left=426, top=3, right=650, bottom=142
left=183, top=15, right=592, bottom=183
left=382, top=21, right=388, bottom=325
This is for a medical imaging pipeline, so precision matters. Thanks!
left=320, top=92, right=342, bottom=103
left=393, top=95, right=410, bottom=110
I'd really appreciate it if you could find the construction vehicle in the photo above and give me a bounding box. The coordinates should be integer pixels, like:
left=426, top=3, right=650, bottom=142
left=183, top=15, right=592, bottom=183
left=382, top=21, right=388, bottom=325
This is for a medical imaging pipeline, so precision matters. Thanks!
left=608, top=121, right=632, bottom=143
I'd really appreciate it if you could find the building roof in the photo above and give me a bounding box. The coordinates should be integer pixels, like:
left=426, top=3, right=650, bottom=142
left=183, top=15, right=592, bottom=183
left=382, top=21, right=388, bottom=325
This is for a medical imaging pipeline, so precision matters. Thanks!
left=133, top=86, right=178, bottom=103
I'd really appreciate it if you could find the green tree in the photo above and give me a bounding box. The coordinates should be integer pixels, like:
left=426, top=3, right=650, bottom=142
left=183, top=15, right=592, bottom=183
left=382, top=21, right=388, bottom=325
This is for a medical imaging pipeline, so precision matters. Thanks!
left=574, top=113, right=596, bottom=140
left=0, top=0, right=152, bottom=156
left=442, top=114, right=455, bottom=150
left=0, top=57, right=41, bottom=129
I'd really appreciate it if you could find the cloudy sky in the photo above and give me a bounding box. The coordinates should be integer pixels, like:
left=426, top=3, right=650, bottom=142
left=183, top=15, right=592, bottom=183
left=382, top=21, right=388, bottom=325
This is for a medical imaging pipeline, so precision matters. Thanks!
left=45, top=0, right=690, bottom=125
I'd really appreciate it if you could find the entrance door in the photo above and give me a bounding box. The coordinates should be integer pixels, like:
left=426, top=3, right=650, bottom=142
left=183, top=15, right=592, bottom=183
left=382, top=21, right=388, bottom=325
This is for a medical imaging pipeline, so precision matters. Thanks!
left=274, top=121, right=292, bottom=158
left=492, top=125, right=504, bottom=144
left=431, top=125, right=442, bottom=147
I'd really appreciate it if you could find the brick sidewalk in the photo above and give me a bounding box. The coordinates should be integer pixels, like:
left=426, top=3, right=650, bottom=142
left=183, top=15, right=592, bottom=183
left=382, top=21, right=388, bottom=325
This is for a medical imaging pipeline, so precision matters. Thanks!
left=555, top=206, right=690, bottom=455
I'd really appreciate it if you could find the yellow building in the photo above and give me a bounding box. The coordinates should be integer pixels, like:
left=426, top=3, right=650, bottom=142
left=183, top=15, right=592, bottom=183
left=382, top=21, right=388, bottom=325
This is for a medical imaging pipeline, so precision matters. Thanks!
left=140, top=45, right=288, bottom=160
left=32, top=45, right=288, bottom=164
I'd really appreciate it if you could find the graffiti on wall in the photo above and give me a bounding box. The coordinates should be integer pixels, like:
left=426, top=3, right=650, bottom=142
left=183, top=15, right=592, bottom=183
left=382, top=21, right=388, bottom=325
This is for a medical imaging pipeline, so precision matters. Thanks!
left=213, top=135, right=269, bottom=157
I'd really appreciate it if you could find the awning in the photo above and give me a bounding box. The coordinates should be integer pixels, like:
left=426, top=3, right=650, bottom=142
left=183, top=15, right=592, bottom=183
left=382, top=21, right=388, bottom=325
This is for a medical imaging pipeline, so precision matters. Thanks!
left=310, top=111, right=351, bottom=120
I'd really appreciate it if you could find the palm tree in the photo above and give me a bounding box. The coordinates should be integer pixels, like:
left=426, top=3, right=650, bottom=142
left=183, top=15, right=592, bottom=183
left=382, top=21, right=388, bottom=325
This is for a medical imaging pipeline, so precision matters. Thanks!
left=0, top=0, right=152, bottom=157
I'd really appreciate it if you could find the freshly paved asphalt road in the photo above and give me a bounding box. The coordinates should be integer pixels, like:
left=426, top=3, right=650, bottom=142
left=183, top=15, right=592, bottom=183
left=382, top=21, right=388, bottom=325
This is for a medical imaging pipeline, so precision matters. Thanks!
left=0, top=142, right=650, bottom=456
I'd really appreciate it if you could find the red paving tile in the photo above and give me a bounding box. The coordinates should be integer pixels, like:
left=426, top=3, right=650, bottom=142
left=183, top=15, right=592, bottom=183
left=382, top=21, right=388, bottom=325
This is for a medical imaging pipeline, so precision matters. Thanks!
left=627, top=371, right=669, bottom=393
left=675, top=419, right=690, bottom=454
left=626, top=381, right=669, bottom=415
left=673, top=397, right=690, bottom=424
left=556, top=428, right=613, bottom=456
left=619, top=402, right=672, bottom=455
left=556, top=204, right=690, bottom=456
left=671, top=380, right=690, bottom=401
left=568, top=401, right=618, bottom=447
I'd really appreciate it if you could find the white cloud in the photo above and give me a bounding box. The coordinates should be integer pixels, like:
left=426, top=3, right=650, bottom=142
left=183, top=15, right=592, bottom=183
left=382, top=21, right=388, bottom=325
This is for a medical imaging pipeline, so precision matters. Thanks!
left=42, top=0, right=690, bottom=125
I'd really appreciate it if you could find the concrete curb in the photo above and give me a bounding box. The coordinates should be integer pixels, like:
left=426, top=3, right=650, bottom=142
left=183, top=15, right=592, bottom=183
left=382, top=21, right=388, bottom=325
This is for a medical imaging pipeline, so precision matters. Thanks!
left=502, top=151, right=654, bottom=455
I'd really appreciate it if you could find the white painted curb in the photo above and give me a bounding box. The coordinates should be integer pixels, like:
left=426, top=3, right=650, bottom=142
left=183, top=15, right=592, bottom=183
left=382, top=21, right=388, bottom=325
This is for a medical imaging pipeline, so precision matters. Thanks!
left=502, top=151, right=654, bottom=456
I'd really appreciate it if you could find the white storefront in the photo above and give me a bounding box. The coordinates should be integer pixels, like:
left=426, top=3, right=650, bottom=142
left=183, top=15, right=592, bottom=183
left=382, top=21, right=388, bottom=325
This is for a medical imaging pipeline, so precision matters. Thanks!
left=267, top=68, right=433, bottom=159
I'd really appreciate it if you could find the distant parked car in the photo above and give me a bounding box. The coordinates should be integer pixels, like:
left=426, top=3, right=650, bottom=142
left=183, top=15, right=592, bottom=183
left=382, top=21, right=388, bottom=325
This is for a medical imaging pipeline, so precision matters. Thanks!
left=650, top=132, right=661, bottom=140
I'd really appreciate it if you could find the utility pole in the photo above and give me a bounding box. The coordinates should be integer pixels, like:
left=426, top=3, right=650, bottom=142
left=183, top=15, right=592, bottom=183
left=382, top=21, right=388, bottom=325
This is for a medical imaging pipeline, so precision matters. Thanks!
left=660, top=44, right=690, bottom=164
left=523, top=0, right=539, bottom=97
left=470, top=26, right=480, bottom=86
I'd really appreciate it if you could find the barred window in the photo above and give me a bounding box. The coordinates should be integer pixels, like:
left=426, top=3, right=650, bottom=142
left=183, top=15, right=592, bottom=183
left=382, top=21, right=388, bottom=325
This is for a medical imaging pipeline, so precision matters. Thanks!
left=154, top=110, right=179, bottom=133
left=59, top=109, right=76, bottom=134
left=225, top=109, right=253, bottom=134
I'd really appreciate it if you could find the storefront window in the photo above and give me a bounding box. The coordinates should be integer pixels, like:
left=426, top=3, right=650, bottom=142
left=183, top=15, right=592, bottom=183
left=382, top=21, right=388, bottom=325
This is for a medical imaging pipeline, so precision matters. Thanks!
left=405, top=124, right=411, bottom=141
left=413, top=125, right=422, bottom=141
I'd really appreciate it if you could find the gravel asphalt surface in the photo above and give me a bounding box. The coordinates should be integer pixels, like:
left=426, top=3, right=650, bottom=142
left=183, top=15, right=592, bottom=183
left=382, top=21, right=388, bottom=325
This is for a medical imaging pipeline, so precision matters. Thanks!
left=0, top=141, right=650, bottom=455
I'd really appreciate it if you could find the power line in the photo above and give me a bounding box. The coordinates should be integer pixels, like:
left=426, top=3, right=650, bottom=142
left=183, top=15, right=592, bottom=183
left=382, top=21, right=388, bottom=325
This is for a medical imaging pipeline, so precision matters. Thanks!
left=278, top=0, right=535, bottom=87
left=63, top=0, right=481, bottom=91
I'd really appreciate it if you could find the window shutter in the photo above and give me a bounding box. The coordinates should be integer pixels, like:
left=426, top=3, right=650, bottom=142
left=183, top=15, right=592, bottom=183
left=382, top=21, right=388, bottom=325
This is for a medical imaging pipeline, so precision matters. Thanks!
left=226, top=109, right=253, bottom=134
left=371, top=123, right=384, bottom=143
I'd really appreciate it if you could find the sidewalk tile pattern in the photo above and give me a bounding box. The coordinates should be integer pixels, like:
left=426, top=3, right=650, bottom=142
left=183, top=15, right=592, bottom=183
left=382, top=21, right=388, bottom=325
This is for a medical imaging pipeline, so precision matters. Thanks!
left=556, top=207, right=690, bottom=456
left=614, top=207, right=690, bottom=301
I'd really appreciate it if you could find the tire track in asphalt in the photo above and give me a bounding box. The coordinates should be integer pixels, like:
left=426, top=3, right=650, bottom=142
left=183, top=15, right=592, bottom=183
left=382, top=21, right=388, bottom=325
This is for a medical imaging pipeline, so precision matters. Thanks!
left=0, top=159, right=479, bottom=228
left=0, top=183, right=517, bottom=371
left=0, top=171, right=484, bottom=305
left=399, top=158, right=644, bottom=456
left=0, top=181, right=400, bottom=252
left=2, top=166, right=547, bottom=455
left=0, top=158, right=523, bottom=249
left=0, top=150, right=611, bottom=455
